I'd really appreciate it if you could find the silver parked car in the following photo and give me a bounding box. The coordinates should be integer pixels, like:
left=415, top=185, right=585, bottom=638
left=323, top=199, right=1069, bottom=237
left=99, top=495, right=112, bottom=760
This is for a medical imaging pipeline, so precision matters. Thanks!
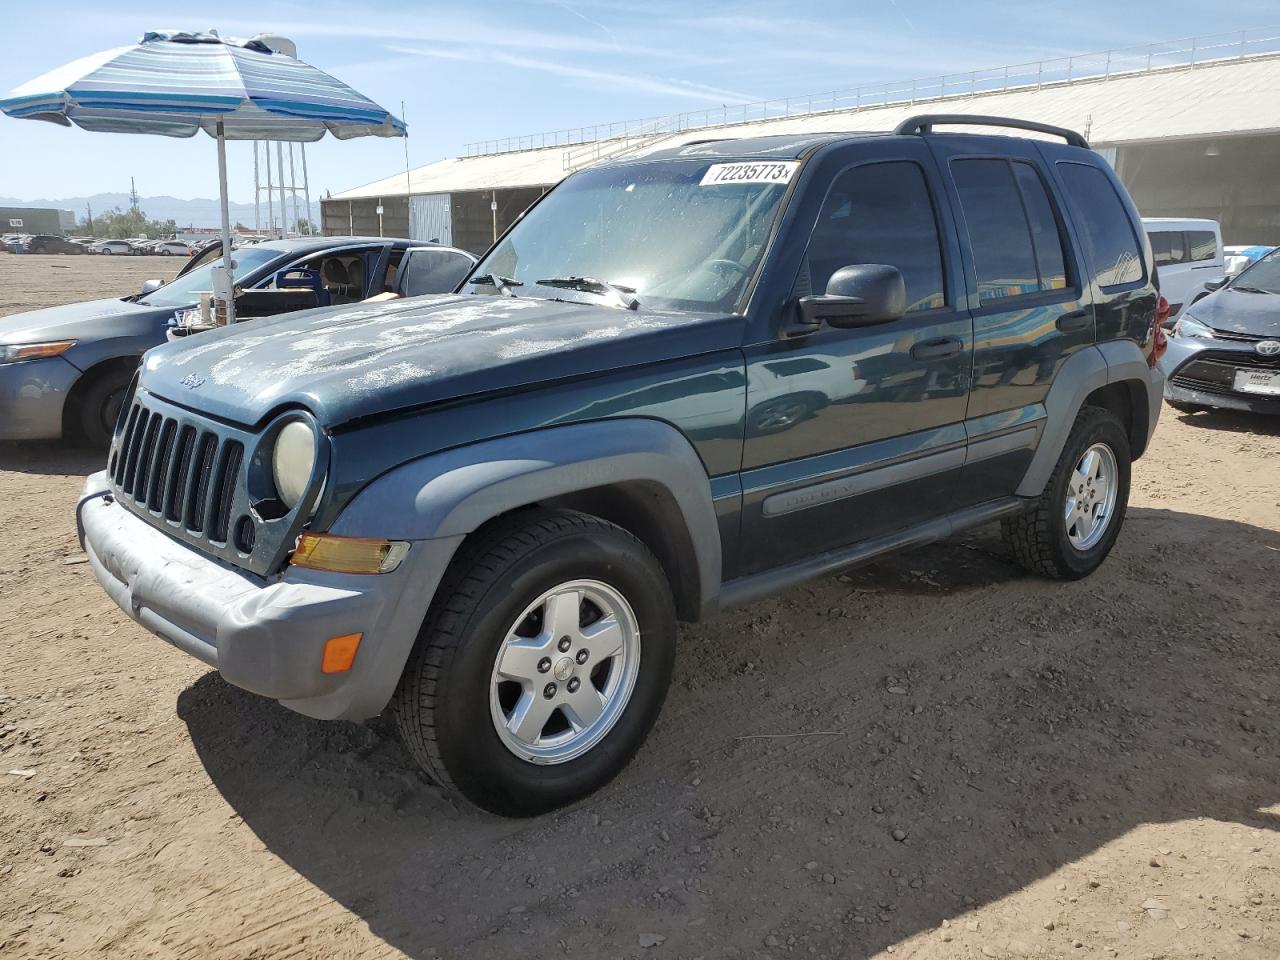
left=1160, top=248, right=1280, bottom=415
left=0, top=237, right=475, bottom=445
left=90, top=239, right=136, bottom=255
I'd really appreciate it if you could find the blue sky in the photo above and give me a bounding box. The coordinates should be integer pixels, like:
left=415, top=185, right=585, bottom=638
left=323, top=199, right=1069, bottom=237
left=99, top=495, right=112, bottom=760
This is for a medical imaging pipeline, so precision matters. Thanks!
left=0, top=0, right=1272, bottom=205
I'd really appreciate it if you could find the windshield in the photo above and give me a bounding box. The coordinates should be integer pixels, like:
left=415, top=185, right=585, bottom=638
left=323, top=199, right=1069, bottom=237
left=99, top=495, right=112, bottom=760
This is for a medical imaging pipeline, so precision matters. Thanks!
left=139, top=247, right=282, bottom=307
left=467, top=159, right=797, bottom=312
left=1231, top=250, right=1280, bottom=294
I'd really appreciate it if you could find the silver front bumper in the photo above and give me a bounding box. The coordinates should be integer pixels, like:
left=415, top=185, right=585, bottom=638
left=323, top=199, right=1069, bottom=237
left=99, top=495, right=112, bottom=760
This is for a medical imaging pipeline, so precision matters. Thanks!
left=78, top=472, right=460, bottom=720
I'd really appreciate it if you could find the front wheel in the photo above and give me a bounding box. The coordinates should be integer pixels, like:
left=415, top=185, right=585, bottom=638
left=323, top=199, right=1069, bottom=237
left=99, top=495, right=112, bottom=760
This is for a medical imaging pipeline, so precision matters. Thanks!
left=393, top=509, right=677, bottom=816
left=1002, top=406, right=1131, bottom=580
left=74, top=366, right=135, bottom=448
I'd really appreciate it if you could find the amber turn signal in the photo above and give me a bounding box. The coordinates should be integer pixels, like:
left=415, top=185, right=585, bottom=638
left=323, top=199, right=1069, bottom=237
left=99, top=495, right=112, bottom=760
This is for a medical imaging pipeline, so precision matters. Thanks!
left=290, top=533, right=410, bottom=574
left=0, top=340, right=76, bottom=364
left=321, top=633, right=362, bottom=673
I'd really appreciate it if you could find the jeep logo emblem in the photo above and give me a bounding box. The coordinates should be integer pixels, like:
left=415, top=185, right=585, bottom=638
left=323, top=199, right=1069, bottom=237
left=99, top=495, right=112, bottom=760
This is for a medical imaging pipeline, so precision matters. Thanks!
left=179, top=373, right=206, bottom=389
left=1256, top=340, right=1280, bottom=357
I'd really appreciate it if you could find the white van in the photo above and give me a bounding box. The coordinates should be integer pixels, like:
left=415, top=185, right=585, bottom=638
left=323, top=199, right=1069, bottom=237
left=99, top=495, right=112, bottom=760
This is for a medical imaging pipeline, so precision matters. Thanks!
left=1142, top=218, right=1224, bottom=318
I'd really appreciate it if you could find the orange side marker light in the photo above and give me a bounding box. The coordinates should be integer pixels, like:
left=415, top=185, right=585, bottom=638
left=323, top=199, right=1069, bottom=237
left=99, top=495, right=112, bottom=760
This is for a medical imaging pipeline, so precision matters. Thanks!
left=322, top=632, right=363, bottom=674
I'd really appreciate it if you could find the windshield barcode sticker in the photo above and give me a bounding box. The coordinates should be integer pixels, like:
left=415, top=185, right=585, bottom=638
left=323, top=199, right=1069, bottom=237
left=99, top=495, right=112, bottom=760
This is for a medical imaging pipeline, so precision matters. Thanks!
left=700, top=161, right=799, bottom=186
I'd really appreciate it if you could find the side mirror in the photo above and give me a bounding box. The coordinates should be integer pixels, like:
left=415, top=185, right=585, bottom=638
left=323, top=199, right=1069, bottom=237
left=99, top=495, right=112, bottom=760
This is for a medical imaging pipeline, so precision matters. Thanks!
left=1205, top=277, right=1228, bottom=292
left=796, top=264, right=906, bottom=331
left=139, top=279, right=164, bottom=296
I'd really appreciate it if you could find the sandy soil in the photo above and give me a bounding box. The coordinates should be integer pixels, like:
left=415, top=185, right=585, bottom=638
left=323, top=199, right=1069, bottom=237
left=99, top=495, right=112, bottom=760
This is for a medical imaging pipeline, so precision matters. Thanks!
left=0, top=252, right=179, bottom=320
left=1, top=253, right=1278, bottom=959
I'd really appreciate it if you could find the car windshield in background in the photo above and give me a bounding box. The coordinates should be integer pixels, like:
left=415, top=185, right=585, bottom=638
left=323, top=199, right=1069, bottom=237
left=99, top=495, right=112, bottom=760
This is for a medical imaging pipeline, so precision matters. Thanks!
left=1231, top=251, right=1280, bottom=294
left=138, top=247, right=283, bottom=307
left=466, top=159, right=798, bottom=313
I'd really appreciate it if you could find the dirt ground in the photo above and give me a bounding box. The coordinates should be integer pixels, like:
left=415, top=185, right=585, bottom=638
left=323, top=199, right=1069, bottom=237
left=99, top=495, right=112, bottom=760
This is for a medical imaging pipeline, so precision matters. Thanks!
left=1, top=252, right=1278, bottom=960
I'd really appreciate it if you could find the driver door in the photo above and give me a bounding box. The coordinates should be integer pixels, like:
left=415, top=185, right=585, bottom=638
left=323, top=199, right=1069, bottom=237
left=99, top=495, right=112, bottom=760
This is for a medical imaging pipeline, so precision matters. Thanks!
left=738, top=143, right=973, bottom=575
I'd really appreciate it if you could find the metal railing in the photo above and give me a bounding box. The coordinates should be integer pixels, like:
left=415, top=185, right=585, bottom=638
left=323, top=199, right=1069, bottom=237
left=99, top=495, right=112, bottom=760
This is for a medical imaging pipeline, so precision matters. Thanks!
left=462, top=25, right=1280, bottom=158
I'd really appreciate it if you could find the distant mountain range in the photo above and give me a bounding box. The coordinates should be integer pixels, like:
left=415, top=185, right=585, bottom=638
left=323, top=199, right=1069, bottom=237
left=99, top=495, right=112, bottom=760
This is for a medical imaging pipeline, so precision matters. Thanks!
left=0, top=193, right=319, bottom=230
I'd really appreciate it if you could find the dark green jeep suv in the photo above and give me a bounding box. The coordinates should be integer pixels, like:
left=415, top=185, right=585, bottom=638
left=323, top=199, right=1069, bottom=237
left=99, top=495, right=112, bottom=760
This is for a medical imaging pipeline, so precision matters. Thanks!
left=79, top=116, right=1166, bottom=815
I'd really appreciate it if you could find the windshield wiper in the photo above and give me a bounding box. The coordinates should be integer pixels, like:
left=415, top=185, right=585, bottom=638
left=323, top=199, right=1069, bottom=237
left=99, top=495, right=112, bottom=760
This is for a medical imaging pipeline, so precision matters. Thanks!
left=536, top=276, right=640, bottom=310
left=470, top=273, right=522, bottom=297
left=1230, top=284, right=1271, bottom=294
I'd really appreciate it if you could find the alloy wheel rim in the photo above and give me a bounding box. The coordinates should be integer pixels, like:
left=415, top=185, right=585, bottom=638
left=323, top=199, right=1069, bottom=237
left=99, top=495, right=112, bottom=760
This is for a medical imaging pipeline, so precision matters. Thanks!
left=1065, top=442, right=1118, bottom=550
left=489, top=579, right=641, bottom=765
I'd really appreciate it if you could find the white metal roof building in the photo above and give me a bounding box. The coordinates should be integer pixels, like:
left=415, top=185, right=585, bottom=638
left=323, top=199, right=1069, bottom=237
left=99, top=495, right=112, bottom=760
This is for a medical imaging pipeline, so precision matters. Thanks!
left=323, top=28, right=1280, bottom=251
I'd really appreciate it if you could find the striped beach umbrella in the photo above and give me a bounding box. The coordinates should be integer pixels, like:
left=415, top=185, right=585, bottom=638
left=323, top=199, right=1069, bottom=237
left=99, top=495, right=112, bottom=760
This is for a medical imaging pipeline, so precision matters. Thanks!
left=1, top=30, right=406, bottom=323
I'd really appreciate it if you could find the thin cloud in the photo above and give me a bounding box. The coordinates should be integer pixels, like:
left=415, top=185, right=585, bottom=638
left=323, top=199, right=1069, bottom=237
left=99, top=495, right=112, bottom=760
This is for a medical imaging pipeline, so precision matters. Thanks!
left=389, top=44, right=760, bottom=104
left=214, top=12, right=674, bottom=60
left=554, top=1, right=621, bottom=46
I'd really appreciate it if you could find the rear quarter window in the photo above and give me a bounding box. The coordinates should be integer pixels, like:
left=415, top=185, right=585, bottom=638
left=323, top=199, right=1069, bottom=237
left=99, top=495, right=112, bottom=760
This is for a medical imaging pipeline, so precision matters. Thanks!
left=1056, top=162, right=1144, bottom=289
left=1186, top=230, right=1218, bottom=262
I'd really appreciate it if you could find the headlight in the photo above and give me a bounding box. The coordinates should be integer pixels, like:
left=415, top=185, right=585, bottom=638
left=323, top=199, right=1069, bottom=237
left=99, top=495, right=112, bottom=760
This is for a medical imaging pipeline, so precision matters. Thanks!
left=272, top=420, right=318, bottom=509
left=1173, top=314, right=1215, bottom=340
left=0, top=340, right=76, bottom=364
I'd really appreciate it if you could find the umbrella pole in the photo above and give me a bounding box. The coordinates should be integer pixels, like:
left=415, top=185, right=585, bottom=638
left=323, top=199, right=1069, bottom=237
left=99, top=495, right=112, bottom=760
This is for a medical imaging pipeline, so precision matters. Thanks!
left=216, top=119, right=237, bottom=325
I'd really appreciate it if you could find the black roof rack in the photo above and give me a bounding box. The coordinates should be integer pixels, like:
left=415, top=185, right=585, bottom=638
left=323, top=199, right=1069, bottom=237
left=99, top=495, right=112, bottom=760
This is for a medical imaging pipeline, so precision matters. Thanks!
left=893, top=114, right=1089, bottom=149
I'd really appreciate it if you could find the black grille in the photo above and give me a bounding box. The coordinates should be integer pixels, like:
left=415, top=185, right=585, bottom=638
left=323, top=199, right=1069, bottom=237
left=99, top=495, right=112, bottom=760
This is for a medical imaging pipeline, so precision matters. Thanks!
left=106, top=389, right=322, bottom=578
left=1211, top=327, right=1271, bottom=344
left=111, top=399, right=241, bottom=544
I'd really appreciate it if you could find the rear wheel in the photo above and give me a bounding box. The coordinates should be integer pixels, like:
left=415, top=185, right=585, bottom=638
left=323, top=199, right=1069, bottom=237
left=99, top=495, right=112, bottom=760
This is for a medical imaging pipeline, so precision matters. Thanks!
left=393, top=509, right=677, bottom=816
left=1002, top=406, right=1131, bottom=580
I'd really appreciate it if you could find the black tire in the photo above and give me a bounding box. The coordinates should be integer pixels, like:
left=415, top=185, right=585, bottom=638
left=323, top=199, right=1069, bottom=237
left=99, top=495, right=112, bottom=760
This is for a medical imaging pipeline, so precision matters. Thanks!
left=1001, top=406, right=1131, bottom=580
left=393, top=508, right=677, bottom=817
left=74, top=366, right=134, bottom=448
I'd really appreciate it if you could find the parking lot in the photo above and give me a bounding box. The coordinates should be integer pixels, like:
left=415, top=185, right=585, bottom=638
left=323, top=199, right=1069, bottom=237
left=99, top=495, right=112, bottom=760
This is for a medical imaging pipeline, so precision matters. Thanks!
left=1, top=252, right=1278, bottom=959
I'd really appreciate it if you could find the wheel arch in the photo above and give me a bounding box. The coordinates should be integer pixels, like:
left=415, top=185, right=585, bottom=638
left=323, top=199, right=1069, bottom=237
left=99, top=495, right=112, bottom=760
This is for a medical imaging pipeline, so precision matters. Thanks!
left=1016, top=341, right=1160, bottom=497
left=328, top=419, right=723, bottom=622
left=61, top=354, right=141, bottom=438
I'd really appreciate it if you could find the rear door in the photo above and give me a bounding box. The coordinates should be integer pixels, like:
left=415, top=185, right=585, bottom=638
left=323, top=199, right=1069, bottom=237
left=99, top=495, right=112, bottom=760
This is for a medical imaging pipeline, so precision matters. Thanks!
left=395, top=246, right=478, bottom=297
left=1052, top=159, right=1157, bottom=349
left=928, top=138, right=1094, bottom=502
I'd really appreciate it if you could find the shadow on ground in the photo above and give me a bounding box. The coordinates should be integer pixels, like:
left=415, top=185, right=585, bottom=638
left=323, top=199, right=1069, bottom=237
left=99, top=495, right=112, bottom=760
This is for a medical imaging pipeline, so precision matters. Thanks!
left=0, top=440, right=103, bottom=478
left=1170, top=407, right=1280, bottom=435
left=178, top=508, right=1280, bottom=958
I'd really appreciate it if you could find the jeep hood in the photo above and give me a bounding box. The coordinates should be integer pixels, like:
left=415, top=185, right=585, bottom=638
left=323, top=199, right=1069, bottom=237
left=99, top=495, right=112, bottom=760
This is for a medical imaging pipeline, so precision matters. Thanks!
left=0, top=297, right=170, bottom=344
left=1186, top=287, right=1280, bottom=338
left=139, top=295, right=745, bottom=428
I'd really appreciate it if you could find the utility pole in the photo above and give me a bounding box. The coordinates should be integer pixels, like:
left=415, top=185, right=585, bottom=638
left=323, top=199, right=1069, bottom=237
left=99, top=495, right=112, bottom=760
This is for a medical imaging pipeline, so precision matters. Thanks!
left=129, top=177, right=140, bottom=213
left=86, top=201, right=93, bottom=236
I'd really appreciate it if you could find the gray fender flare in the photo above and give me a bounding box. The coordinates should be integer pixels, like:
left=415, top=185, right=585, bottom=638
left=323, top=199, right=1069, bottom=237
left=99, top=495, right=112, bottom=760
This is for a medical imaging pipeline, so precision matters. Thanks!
left=331, top=418, right=723, bottom=618
left=1016, top=340, right=1160, bottom=497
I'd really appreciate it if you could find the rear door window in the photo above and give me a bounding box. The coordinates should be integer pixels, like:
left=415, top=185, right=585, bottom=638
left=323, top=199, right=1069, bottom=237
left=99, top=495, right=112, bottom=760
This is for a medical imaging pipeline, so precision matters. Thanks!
left=1056, top=162, right=1144, bottom=288
left=397, top=248, right=476, bottom=297
left=950, top=158, right=1069, bottom=304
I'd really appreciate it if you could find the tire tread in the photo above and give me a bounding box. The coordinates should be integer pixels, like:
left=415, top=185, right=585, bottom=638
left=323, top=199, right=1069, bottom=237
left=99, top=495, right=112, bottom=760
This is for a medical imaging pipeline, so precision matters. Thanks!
left=393, top=509, right=655, bottom=800
left=1001, top=405, right=1128, bottom=580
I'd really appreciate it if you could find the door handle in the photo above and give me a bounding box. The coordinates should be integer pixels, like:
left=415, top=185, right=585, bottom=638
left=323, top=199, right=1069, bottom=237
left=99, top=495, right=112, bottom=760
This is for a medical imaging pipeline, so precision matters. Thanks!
left=1056, top=309, right=1093, bottom=333
left=911, top=336, right=964, bottom=361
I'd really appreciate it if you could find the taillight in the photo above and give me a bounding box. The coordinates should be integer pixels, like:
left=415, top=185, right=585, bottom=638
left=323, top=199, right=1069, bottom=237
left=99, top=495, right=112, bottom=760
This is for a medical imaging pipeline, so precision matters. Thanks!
left=1151, top=296, right=1170, bottom=367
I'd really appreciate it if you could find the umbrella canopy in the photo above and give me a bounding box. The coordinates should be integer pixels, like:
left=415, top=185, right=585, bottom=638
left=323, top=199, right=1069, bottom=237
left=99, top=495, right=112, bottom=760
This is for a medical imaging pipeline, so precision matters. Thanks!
left=1, top=30, right=405, bottom=325
left=1, top=30, right=406, bottom=141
